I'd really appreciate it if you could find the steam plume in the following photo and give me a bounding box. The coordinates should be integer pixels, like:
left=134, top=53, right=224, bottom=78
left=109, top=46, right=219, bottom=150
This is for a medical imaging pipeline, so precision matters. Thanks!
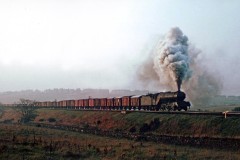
left=183, top=46, right=222, bottom=105
left=153, top=27, right=191, bottom=91
left=137, top=27, right=222, bottom=106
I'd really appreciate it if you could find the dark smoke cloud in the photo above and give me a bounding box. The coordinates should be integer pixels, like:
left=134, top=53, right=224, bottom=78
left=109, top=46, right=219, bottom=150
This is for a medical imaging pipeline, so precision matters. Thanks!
left=137, top=27, right=222, bottom=106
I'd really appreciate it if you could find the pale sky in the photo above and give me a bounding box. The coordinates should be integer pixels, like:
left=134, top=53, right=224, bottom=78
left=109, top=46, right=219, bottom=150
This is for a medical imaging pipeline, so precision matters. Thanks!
left=0, top=0, right=239, bottom=95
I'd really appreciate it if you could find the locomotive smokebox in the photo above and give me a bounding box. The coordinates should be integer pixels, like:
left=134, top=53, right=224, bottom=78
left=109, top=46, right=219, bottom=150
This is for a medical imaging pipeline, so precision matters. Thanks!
left=176, top=91, right=186, bottom=101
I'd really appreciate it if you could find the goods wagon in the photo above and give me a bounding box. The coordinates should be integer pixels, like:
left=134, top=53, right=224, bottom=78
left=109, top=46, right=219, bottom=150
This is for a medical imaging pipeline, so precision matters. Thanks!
left=75, top=100, right=79, bottom=108
left=66, top=100, right=75, bottom=108
left=107, top=98, right=114, bottom=109
left=44, top=102, right=50, bottom=108
left=122, top=96, right=132, bottom=110
left=131, top=95, right=141, bottom=110
left=83, top=99, right=89, bottom=109
left=131, top=95, right=153, bottom=110
left=52, top=101, right=57, bottom=108
left=89, top=99, right=94, bottom=109
left=35, top=102, right=43, bottom=107
left=114, top=97, right=122, bottom=110
left=79, top=99, right=84, bottom=108
left=94, top=99, right=101, bottom=109
left=100, top=98, right=107, bottom=109
left=57, top=101, right=62, bottom=108
left=62, top=100, right=67, bottom=108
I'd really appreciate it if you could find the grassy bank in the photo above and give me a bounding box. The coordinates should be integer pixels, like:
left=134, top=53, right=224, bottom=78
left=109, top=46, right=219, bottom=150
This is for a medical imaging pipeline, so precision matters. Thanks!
left=34, top=109, right=240, bottom=138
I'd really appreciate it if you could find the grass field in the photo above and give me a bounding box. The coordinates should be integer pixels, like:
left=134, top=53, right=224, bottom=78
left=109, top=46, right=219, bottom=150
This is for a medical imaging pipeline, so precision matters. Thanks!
left=0, top=124, right=239, bottom=160
left=0, top=106, right=240, bottom=159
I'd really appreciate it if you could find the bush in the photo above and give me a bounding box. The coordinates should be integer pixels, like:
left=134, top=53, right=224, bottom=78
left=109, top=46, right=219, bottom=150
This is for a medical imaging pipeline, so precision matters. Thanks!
left=129, top=126, right=136, bottom=133
left=83, top=123, right=89, bottom=129
left=63, top=151, right=82, bottom=159
left=39, top=118, right=45, bottom=122
left=20, top=110, right=37, bottom=123
left=3, top=119, right=14, bottom=124
left=48, top=118, right=56, bottom=122
left=97, top=120, right=101, bottom=125
left=139, top=118, right=161, bottom=133
left=139, top=123, right=150, bottom=133
left=149, top=118, right=160, bottom=130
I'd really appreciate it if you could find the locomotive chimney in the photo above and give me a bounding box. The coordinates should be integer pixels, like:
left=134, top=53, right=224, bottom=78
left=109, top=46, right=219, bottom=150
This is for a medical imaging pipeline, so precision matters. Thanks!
left=177, top=79, right=181, bottom=92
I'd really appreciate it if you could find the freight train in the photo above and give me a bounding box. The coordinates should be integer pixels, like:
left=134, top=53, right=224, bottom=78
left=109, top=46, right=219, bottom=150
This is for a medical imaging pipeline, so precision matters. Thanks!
left=35, top=91, right=191, bottom=111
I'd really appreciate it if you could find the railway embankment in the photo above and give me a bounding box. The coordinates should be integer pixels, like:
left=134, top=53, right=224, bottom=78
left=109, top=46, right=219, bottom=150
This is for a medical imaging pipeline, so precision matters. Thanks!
left=33, top=109, right=240, bottom=139
left=1, top=107, right=239, bottom=139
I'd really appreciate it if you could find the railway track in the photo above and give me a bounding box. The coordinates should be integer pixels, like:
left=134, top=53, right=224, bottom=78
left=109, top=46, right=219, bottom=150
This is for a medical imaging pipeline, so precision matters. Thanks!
left=137, top=110, right=240, bottom=117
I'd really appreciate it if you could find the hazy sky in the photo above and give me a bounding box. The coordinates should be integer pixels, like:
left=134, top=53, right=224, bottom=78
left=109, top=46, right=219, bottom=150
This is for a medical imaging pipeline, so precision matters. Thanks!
left=0, top=0, right=239, bottom=95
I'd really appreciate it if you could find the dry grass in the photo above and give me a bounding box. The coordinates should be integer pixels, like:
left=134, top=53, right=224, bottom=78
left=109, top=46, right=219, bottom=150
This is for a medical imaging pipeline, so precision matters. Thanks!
left=0, top=124, right=239, bottom=160
left=1, top=107, right=240, bottom=159
left=35, top=109, right=126, bottom=130
left=0, top=108, right=22, bottom=123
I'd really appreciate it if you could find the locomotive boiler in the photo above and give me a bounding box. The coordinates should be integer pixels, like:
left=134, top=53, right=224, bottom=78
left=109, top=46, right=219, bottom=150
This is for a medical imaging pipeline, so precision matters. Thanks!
left=131, top=91, right=190, bottom=111
left=152, top=91, right=190, bottom=111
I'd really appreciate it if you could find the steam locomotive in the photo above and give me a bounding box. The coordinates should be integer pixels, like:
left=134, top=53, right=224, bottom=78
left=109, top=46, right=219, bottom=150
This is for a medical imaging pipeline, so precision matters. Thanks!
left=35, top=91, right=191, bottom=111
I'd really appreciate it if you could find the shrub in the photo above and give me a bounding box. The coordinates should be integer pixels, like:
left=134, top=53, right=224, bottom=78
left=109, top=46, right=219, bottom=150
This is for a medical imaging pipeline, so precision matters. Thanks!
left=97, top=120, right=101, bottom=125
left=63, top=151, right=82, bottom=159
left=149, top=118, right=160, bottom=130
left=139, top=118, right=160, bottom=133
left=129, top=126, right=136, bottom=133
left=114, top=128, right=122, bottom=132
left=83, top=123, right=89, bottom=129
left=48, top=118, right=56, bottom=122
left=20, top=110, right=37, bottom=123
left=139, top=123, right=150, bottom=133
left=39, top=118, right=45, bottom=122
left=3, top=119, right=13, bottom=124
left=36, top=124, right=41, bottom=127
